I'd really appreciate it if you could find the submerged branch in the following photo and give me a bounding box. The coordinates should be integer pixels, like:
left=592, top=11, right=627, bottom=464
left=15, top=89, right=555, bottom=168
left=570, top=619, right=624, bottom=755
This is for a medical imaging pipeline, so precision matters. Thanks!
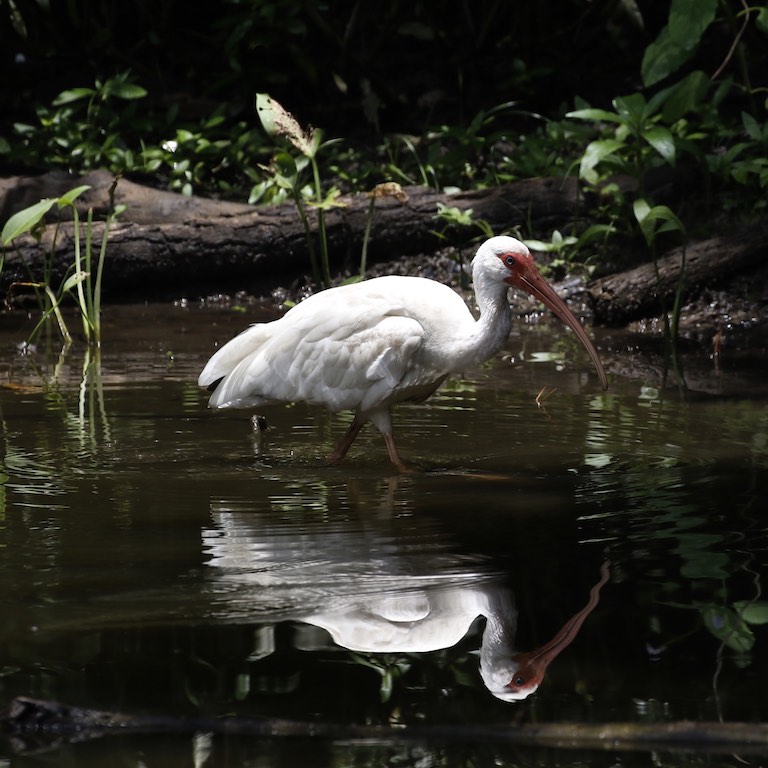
left=4, top=696, right=768, bottom=756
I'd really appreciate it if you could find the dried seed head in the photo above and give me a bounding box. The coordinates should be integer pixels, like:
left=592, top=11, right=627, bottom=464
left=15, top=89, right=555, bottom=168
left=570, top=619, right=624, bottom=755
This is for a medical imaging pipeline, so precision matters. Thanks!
left=367, top=182, right=409, bottom=203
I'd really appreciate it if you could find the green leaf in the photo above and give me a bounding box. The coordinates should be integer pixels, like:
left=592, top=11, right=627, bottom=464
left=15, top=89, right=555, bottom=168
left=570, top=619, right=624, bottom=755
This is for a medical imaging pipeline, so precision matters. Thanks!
left=757, top=5, right=768, bottom=35
left=662, top=70, right=709, bottom=122
left=1, top=198, right=57, bottom=245
left=633, top=197, right=651, bottom=224
left=700, top=605, right=755, bottom=653
left=578, top=139, right=624, bottom=184
left=57, top=185, right=92, bottom=207
left=641, top=0, right=717, bottom=87
left=633, top=199, right=685, bottom=245
left=255, top=93, right=278, bottom=137
left=742, top=112, right=762, bottom=142
left=668, top=0, right=718, bottom=48
left=264, top=152, right=299, bottom=191
left=642, top=125, right=676, bottom=164
left=566, top=108, right=624, bottom=124
left=61, top=270, right=89, bottom=293
left=735, top=601, right=768, bottom=625
left=642, top=28, right=687, bottom=88
left=53, top=87, right=96, bottom=105
left=307, top=186, right=346, bottom=211
left=108, top=82, right=147, bottom=100
left=576, top=223, right=617, bottom=247
left=256, top=92, right=314, bottom=156
left=613, top=93, right=647, bottom=124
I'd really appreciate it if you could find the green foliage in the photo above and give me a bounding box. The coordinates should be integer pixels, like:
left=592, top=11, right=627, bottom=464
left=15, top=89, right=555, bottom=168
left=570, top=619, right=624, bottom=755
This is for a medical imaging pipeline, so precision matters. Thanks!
left=524, top=224, right=615, bottom=274
left=1, top=182, right=122, bottom=347
left=141, top=112, right=265, bottom=198
left=0, top=0, right=766, bottom=290
left=727, top=112, right=768, bottom=193
left=381, top=102, right=535, bottom=191
left=567, top=89, right=683, bottom=187
left=10, top=73, right=147, bottom=175
left=641, top=0, right=719, bottom=87
left=255, top=93, right=343, bottom=288
left=700, top=601, right=768, bottom=654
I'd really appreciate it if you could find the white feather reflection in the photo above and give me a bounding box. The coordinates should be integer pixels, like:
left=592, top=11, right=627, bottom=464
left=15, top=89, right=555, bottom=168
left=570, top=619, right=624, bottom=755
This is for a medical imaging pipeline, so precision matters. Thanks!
left=203, top=494, right=609, bottom=701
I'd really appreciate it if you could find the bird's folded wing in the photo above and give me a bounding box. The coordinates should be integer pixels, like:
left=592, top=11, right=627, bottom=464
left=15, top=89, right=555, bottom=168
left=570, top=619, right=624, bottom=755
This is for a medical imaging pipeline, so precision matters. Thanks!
left=205, top=311, right=428, bottom=412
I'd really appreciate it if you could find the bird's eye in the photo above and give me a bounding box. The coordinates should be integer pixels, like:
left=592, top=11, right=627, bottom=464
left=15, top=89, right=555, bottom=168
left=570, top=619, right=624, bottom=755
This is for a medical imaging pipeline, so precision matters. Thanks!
left=504, top=255, right=516, bottom=268
left=512, top=676, right=525, bottom=687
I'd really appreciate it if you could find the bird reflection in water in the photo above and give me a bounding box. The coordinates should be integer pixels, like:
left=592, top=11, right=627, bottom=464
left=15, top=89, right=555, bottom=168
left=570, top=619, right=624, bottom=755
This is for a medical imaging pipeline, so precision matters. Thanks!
left=203, top=503, right=610, bottom=701
left=303, top=560, right=610, bottom=701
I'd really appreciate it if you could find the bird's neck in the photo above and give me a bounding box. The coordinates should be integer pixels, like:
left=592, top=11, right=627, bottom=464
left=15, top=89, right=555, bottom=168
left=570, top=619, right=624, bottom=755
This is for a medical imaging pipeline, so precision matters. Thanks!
left=478, top=588, right=518, bottom=689
left=466, top=275, right=512, bottom=367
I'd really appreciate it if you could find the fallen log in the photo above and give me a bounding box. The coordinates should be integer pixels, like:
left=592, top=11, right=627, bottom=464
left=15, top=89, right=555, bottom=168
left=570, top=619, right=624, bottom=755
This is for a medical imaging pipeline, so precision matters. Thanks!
left=0, top=171, right=586, bottom=301
left=589, top=219, right=768, bottom=326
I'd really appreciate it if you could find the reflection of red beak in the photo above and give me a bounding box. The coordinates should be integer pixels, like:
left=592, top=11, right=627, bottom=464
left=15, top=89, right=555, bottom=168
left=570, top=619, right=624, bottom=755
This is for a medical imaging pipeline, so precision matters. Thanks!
left=508, top=264, right=608, bottom=390
left=505, top=561, right=611, bottom=697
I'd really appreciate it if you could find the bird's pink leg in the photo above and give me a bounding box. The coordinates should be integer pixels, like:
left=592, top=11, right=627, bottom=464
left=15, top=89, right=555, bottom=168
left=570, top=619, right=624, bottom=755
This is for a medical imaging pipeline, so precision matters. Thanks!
left=369, top=409, right=410, bottom=472
left=382, top=432, right=409, bottom=473
left=328, top=411, right=410, bottom=472
left=328, top=417, right=365, bottom=464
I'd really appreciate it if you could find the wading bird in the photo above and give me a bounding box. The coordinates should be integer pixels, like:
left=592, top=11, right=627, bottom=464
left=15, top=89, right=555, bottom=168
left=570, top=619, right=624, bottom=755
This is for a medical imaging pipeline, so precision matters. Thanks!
left=199, top=236, right=608, bottom=470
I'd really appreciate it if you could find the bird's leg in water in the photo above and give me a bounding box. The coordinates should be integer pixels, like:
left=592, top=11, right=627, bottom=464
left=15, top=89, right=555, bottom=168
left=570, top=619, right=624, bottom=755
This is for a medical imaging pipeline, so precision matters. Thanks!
left=368, top=409, right=409, bottom=472
left=382, top=432, right=409, bottom=473
left=327, top=417, right=365, bottom=465
left=329, top=412, right=409, bottom=472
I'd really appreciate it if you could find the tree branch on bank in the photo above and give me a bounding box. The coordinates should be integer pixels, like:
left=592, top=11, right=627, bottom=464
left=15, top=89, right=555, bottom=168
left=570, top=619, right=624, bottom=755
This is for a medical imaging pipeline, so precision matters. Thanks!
left=0, top=171, right=586, bottom=301
left=1, top=171, right=766, bottom=326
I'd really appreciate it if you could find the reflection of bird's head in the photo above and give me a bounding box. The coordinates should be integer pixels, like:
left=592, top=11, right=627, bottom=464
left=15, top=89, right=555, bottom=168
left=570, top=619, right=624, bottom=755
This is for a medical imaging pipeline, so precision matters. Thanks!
left=480, top=650, right=546, bottom=702
left=482, top=561, right=612, bottom=702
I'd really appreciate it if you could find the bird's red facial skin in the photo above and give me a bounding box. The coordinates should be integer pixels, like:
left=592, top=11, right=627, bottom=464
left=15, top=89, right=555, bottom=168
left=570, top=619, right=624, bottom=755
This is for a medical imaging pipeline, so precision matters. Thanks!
left=498, top=252, right=535, bottom=285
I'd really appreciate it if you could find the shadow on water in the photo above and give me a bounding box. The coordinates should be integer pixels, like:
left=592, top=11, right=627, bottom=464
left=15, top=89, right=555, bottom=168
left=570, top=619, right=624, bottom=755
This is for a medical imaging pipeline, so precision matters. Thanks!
left=0, top=301, right=767, bottom=765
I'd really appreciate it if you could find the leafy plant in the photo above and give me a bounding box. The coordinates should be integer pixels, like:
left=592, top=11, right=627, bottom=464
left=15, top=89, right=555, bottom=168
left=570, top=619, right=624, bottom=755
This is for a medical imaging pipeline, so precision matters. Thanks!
left=1, top=181, right=123, bottom=347
left=567, top=91, right=678, bottom=191
left=142, top=111, right=266, bottom=198
left=10, top=72, right=148, bottom=175
left=255, top=93, right=344, bottom=288
left=633, top=198, right=687, bottom=341
left=382, top=102, right=523, bottom=191
left=700, top=600, right=768, bottom=654
left=524, top=225, right=615, bottom=275
left=725, top=112, right=768, bottom=197
left=641, top=0, right=719, bottom=88
left=357, top=182, right=409, bottom=281
left=433, top=203, right=493, bottom=239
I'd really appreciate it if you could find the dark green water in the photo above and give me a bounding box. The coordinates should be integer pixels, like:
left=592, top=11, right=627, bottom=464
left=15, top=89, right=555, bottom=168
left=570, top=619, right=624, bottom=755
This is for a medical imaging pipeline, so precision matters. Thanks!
left=0, top=301, right=766, bottom=766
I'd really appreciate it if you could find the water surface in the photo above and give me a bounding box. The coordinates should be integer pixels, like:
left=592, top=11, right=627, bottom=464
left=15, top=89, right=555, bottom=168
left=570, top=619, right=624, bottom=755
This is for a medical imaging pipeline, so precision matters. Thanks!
left=0, top=301, right=767, bottom=766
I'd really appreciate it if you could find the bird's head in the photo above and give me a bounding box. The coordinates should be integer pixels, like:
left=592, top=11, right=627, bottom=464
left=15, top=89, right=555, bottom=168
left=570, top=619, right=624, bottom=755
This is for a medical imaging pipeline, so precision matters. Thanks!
left=474, top=236, right=608, bottom=390
left=480, top=651, right=546, bottom=702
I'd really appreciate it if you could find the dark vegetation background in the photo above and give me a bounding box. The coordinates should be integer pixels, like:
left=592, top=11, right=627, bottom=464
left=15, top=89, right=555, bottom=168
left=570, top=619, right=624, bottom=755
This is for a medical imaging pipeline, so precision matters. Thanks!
left=0, top=1, right=664, bottom=140
left=0, top=0, right=766, bottom=291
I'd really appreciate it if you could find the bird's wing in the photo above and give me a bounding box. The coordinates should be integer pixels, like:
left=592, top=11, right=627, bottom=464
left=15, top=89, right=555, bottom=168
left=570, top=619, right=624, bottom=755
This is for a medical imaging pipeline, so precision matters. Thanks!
left=198, top=323, right=274, bottom=389
left=205, top=297, right=436, bottom=412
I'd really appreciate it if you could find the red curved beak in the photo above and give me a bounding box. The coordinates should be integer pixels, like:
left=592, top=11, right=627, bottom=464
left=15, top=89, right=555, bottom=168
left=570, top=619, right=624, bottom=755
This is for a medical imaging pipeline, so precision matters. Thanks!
left=508, top=561, right=611, bottom=693
left=509, top=265, right=608, bottom=390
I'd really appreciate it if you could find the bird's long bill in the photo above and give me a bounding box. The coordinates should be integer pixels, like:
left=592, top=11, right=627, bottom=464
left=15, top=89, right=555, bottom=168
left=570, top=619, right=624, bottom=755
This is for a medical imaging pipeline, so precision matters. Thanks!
left=516, top=269, right=608, bottom=390
left=508, top=561, right=611, bottom=692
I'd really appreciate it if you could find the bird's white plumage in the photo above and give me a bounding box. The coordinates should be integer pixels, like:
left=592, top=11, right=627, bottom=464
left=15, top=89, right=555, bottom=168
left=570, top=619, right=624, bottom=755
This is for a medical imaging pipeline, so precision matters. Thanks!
left=199, top=236, right=606, bottom=468
left=199, top=274, right=476, bottom=414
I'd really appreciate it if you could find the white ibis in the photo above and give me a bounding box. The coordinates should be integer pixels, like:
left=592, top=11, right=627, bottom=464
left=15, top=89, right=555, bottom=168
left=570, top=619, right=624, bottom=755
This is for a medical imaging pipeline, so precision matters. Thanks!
left=205, top=503, right=611, bottom=701
left=199, top=236, right=608, bottom=469
left=304, top=561, right=610, bottom=701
